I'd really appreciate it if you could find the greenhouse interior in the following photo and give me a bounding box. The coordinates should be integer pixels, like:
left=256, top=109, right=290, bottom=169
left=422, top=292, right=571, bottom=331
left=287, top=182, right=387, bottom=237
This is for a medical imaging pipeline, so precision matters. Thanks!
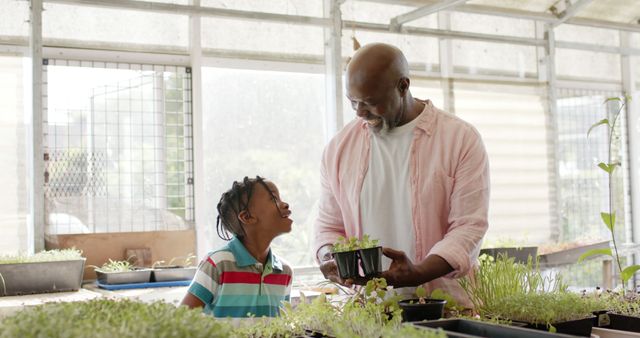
left=1, top=0, right=640, bottom=337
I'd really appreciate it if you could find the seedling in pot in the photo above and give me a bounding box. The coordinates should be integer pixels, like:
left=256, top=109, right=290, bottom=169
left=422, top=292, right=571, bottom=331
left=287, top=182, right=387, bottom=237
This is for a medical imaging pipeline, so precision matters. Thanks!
left=399, top=285, right=447, bottom=322
left=331, top=235, right=383, bottom=279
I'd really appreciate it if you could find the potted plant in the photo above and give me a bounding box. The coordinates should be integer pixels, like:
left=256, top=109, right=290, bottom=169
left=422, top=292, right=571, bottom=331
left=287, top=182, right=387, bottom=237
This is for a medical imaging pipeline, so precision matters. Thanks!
left=0, top=248, right=85, bottom=296
left=331, top=235, right=382, bottom=279
left=576, top=95, right=640, bottom=334
left=588, top=289, right=640, bottom=333
left=488, top=292, right=601, bottom=336
left=357, top=235, right=383, bottom=277
left=150, top=254, right=197, bottom=282
left=459, top=254, right=567, bottom=319
left=579, top=95, right=640, bottom=290
left=93, top=259, right=152, bottom=285
left=398, top=285, right=447, bottom=322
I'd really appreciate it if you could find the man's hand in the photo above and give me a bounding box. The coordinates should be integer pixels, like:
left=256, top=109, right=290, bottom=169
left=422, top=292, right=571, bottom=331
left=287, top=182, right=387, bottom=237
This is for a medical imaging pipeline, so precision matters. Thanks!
left=379, top=247, right=423, bottom=287
left=380, top=247, right=454, bottom=288
left=319, top=258, right=350, bottom=286
left=318, top=245, right=364, bottom=287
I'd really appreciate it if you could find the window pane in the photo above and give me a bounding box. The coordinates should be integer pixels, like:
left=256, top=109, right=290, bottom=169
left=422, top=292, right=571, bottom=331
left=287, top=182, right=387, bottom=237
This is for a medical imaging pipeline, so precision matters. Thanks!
left=632, top=33, right=640, bottom=49
left=201, top=18, right=324, bottom=56
left=341, top=0, right=437, bottom=28
left=202, top=68, right=326, bottom=266
left=0, top=1, right=29, bottom=37
left=343, top=32, right=439, bottom=67
left=43, top=4, right=188, bottom=48
left=202, top=0, right=323, bottom=17
left=555, top=24, right=620, bottom=47
left=556, top=49, right=621, bottom=82
left=451, top=12, right=535, bottom=38
left=452, top=41, right=537, bottom=78
left=454, top=84, right=551, bottom=245
left=45, top=62, right=193, bottom=234
left=635, top=56, right=640, bottom=88
left=0, top=55, right=28, bottom=253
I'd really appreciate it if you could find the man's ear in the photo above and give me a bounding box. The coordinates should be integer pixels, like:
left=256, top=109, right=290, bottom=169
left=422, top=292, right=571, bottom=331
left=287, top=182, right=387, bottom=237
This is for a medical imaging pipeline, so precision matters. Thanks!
left=237, top=210, right=256, bottom=225
left=398, top=77, right=410, bottom=96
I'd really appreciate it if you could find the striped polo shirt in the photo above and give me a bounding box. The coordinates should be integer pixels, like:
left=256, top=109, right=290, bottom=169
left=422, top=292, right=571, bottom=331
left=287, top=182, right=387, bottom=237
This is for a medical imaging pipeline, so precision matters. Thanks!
left=187, top=236, right=293, bottom=318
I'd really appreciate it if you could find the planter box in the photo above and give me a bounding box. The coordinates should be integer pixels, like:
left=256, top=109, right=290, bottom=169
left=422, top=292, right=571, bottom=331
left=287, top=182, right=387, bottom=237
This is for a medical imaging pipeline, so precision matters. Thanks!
left=151, top=266, right=196, bottom=282
left=399, top=298, right=446, bottom=322
left=537, top=241, right=610, bottom=268
left=0, top=259, right=85, bottom=296
left=603, top=313, right=640, bottom=333
left=413, top=319, right=579, bottom=338
left=524, top=317, right=594, bottom=337
left=479, top=247, right=538, bottom=264
left=95, top=268, right=152, bottom=285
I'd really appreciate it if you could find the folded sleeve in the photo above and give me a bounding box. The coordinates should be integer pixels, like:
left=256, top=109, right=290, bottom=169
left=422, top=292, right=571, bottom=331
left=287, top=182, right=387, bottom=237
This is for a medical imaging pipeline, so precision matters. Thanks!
left=428, top=127, right=490, bottom=278
left=312, top=147, right=347, bottom=262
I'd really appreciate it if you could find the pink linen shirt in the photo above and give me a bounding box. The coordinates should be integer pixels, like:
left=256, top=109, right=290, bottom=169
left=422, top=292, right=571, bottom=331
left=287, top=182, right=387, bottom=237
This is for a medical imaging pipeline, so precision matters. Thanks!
left=313, top=100, right=490, bottom=307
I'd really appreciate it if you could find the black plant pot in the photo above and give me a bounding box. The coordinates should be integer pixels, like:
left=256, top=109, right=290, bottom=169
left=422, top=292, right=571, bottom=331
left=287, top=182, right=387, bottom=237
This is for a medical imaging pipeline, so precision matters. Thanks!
left=399, top=298, right=446, bottom=322
left=608, top=313, right=640, bottom=333
left=151, top=266, right=197, bottom=282
left=524, top=317, right=594, bottom=337
left=358, top=246, right=382, bottom=277
left=332, top=250, right=359, bottom=279
left=303, top=329, right=335, bottom=338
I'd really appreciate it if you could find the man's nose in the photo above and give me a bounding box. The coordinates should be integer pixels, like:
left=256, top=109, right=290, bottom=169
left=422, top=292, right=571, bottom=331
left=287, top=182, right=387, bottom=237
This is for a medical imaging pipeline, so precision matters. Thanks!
left=354, top=103, right=368, bottom=117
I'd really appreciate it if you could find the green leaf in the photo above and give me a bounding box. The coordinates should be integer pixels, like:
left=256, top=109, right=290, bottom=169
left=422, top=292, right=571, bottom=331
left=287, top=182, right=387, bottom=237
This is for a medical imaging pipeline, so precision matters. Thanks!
left=601, top=212, right=616, bottom=232
left=588, top=119, right=610, bottom=137
left=621, top=265, right=640, bottom=284
left=604, top=97, right=623, bottom=103
left=598, top=162, right=620, bottom=174
left=578, top=248, right=612, bottom=263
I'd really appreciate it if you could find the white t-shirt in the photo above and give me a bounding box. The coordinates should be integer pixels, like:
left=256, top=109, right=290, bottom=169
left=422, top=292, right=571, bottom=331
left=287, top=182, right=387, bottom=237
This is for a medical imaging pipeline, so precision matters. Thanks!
left=360, top=115, right=420, bottom=274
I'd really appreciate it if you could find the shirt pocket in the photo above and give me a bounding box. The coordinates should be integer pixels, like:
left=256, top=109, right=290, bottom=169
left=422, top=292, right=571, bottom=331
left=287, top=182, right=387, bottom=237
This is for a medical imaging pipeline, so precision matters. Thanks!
left=420, top=170, right=455, bottom=230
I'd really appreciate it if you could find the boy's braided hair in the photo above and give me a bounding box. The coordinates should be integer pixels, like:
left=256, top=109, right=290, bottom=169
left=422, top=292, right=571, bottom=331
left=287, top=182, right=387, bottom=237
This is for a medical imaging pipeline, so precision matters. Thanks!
left=216, top=176, right=267, bottom=241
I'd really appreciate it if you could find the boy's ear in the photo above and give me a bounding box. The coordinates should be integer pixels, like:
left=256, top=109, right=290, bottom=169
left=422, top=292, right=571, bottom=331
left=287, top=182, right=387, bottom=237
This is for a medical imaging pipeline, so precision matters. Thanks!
left=237, top=210, right=256, bottom=225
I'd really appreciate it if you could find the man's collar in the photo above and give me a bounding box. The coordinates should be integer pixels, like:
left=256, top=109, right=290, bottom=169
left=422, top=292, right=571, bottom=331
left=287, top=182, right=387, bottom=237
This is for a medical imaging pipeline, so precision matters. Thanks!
left=359, top=99, right=436, bottom=136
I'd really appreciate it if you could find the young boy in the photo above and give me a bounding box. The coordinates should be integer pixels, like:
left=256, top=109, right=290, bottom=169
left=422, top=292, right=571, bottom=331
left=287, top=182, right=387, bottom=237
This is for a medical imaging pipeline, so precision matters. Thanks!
left=181, top=176, right=293, bottom=317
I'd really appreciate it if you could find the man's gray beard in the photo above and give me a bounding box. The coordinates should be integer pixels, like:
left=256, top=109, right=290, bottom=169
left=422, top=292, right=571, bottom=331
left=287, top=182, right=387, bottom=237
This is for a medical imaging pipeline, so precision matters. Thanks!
left=371, top=118, right=393, bottom=135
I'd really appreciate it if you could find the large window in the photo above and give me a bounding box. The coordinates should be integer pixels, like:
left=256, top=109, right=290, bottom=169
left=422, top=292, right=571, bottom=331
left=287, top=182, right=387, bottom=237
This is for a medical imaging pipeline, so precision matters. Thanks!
left=454, top=83, right=551, bottom=245
left=0, top=55, right=28, bottom=253
left=44, top=61, right=194, bottom=234
left=556, top=89, right=628, bottom=243
left=202, top=67, right=326, bottom=266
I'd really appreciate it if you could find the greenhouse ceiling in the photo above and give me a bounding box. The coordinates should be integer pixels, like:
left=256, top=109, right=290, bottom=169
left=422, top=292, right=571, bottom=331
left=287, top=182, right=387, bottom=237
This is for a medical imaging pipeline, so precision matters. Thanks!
left=368, top=0, right=640, bottom=31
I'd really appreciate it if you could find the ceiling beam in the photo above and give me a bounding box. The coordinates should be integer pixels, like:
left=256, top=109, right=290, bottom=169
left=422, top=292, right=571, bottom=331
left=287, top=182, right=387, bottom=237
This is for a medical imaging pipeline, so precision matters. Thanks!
left=389, top=0, right=467, bottom=31
left=366, top=0, right=640, bottom=33
left=552, top=0, right=595, bottom=27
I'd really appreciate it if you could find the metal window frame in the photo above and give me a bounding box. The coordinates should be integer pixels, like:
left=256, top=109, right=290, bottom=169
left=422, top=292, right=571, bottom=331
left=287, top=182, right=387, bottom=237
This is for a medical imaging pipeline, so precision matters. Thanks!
left=41, top=57, right=195, bottom=234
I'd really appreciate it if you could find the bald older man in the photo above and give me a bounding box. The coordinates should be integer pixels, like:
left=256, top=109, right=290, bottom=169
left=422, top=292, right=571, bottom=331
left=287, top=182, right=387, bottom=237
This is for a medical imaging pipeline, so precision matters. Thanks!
left=313, top=43, right=490, bottom=307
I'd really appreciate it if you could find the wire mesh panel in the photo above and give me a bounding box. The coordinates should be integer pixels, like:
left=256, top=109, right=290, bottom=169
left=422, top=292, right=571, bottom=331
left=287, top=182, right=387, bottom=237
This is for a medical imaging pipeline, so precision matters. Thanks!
left=555, top=88, right=629, bottom=244
left=43, top=60, right=194, bottom=234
